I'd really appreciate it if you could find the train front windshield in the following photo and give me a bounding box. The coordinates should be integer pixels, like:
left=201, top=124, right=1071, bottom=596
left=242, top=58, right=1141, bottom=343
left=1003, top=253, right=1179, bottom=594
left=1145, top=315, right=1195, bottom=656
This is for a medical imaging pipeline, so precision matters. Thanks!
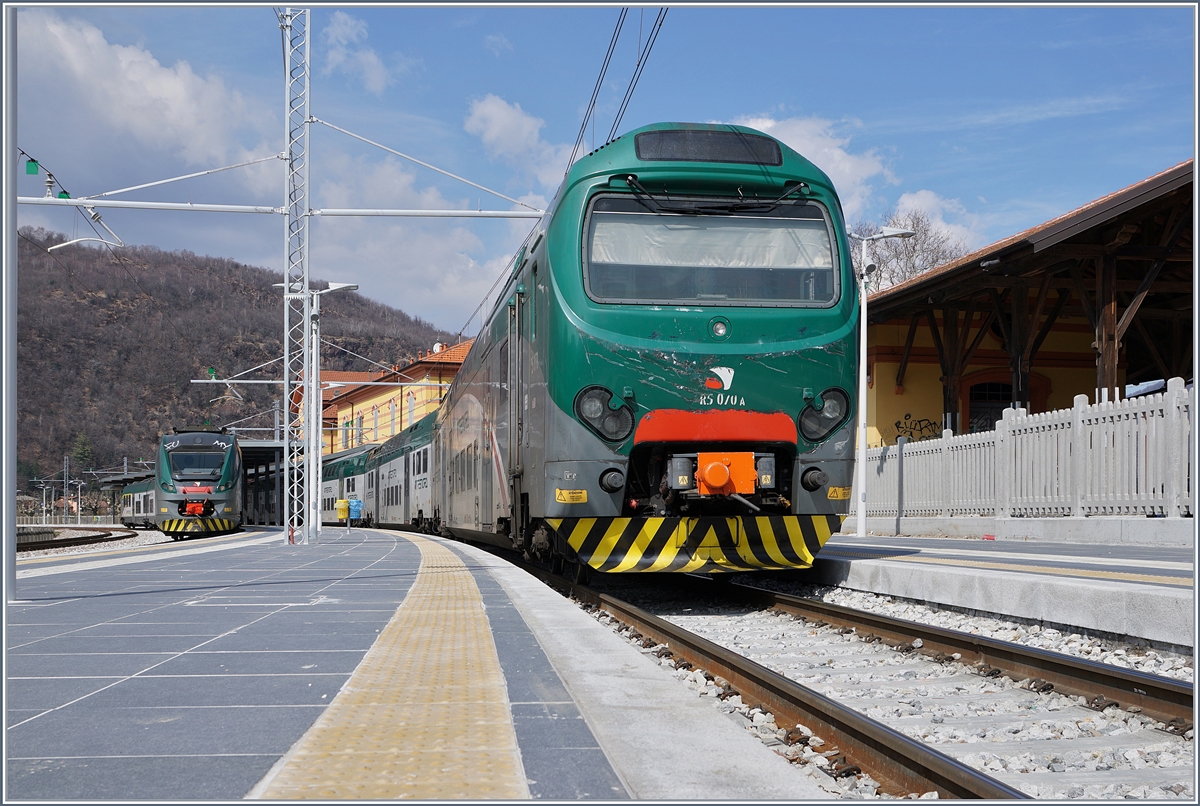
left=168, top=451, right=226, bottom=479
left=585, top=196, right=839, bottom=306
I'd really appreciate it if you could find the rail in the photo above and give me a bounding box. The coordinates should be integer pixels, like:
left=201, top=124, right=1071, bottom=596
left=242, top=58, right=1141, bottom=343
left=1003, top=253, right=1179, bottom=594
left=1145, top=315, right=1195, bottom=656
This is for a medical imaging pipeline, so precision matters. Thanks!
left=733, top=583, right=1194, bottom=728
left=529, top=568, right=1028, bottom=799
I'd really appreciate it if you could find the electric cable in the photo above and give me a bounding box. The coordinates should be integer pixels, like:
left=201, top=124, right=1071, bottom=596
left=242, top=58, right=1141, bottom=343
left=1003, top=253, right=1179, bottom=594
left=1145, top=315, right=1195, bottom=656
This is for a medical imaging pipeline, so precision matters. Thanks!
left=607, top=8, right=667, bottom=143
left=566, top=8, right=628, bottom=176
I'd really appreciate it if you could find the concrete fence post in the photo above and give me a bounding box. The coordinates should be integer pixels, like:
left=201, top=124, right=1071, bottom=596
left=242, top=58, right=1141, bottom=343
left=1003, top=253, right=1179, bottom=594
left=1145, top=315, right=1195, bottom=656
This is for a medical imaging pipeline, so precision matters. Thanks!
left=896, top=436, right=907, bottom=522
left=1071, top=394, right=1089, bottom=517
left=940, top=429, right=953, bottom=517
left=997, top=408, right=1013, bottom=518
left=1165, top=377, right=1184, bottom=517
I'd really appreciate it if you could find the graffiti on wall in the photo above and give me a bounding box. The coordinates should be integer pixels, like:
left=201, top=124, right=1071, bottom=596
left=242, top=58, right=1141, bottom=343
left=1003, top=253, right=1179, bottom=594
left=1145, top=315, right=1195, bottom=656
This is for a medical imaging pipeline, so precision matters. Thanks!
left=894, top=413, right=941, bottom=442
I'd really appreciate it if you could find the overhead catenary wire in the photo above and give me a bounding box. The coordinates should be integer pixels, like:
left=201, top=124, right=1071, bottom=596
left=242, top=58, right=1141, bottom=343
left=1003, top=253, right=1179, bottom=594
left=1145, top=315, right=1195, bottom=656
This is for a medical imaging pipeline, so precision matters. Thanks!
left=313, top=118, right=543, bottom=212
left=566, top=8, right=628, bottom=176
left=607, top=8, right=668, bottom=144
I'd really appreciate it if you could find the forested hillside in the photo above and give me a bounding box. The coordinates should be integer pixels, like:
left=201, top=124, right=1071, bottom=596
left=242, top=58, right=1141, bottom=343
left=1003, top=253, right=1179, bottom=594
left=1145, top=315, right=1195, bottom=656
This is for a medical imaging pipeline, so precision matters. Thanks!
left=16, top=227, right=454, bottom=489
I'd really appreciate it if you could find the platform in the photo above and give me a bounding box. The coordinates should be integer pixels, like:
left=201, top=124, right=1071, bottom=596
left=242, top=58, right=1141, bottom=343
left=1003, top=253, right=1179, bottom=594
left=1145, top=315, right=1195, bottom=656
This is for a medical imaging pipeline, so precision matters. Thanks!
left=797, top=534, right=1195, bottom=649
left=6, top=527, right=835, bottom=800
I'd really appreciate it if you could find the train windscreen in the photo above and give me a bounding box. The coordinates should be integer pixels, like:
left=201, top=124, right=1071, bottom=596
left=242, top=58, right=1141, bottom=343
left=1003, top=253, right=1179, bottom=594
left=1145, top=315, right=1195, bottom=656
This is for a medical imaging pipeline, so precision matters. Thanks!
left=168, top=451, right=226, bottom=479
left=585, top=197, right=838, bottom=306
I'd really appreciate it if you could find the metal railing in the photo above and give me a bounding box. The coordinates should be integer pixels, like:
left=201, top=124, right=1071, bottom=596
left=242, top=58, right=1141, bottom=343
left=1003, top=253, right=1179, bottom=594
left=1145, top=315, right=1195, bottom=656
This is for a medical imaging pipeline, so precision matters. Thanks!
left=860, top=377, right=1193, bottom=519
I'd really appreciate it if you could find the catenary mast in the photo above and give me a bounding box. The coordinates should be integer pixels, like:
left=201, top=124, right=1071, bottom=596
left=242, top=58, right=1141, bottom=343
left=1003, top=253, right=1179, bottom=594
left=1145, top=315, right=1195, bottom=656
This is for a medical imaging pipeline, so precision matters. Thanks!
left=280, top=8, right=313, bottom=544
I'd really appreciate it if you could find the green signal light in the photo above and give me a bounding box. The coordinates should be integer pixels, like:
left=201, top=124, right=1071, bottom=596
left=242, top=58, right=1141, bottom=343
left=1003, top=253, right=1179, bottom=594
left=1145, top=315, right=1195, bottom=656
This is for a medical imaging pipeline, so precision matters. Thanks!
left=25, top=159, right=39, bottom=175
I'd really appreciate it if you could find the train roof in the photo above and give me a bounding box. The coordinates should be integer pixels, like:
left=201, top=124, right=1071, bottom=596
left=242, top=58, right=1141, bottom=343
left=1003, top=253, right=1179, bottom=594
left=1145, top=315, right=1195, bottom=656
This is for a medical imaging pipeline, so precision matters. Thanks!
left=374, top=410, right=437, bottom=459
left=122, top=477, right=156, bottom=494
left=562, top=121, right=837, bottom=198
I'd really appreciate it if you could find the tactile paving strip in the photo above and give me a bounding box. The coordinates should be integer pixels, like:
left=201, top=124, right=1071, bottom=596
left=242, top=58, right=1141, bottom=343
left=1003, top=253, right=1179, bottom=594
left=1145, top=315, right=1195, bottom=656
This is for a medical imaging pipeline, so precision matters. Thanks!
left=250, top=534, right=528, bottom=799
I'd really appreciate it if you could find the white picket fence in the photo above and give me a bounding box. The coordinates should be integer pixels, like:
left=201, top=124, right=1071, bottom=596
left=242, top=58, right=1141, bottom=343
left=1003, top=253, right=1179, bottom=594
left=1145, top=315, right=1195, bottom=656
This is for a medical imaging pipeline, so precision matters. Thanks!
left=861, top=377, right=1193, bottom=519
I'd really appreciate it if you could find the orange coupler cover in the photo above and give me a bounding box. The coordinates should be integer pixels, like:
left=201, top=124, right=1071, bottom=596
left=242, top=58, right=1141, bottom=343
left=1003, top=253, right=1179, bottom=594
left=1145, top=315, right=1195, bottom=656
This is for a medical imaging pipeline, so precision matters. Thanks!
left=696, top=452, right=756, bottom=496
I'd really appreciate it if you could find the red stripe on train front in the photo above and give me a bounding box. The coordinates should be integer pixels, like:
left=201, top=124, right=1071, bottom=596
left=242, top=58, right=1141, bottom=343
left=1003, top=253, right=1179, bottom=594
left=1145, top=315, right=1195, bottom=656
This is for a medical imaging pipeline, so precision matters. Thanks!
left=633, top=410, right=797, bottom=445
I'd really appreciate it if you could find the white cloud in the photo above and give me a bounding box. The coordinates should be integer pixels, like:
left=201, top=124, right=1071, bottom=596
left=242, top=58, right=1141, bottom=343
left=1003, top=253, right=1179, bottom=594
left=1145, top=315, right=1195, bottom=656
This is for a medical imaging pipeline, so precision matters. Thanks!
left=311, top=151, right=534, bottom=331
left=464, top=95, right=574, bottom=191
left=895, top=189, right=987, bottom=249
left=19, top=10, right=272, bottom=169
left=323, top=11, right=391, bottom=95
left=484, top=33, right=513, bottom=56
left=732, top=115, right=893, bottom=221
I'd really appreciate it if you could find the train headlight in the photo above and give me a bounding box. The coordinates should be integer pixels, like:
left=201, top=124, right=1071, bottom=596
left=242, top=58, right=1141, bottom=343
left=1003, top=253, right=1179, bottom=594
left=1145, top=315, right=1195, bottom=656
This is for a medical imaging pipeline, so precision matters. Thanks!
left=798, top=388, right=851, bottom=443
left=574, top=386, right=634, bottom=442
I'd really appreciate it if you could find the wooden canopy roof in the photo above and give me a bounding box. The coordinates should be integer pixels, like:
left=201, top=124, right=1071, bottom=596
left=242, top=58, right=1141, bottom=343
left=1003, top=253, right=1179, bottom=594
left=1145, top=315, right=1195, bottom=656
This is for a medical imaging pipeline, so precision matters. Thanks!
left=867, top=159, right=1192, bottom=426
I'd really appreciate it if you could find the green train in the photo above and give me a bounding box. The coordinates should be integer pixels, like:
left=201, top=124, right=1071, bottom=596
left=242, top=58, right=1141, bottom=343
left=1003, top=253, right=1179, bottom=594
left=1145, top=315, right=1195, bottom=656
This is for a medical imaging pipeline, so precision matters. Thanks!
left=153, top=428, right=243, bottom=537
left=439, top=122, right=855, bottom=576
left=326, top=123, right=857, bottom=576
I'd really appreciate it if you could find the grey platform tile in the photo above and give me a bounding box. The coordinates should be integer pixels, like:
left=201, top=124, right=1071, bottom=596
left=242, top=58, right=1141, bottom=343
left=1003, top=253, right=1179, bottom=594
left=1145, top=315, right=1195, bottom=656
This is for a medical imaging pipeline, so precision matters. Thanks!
left=172, top=631, right=381, bottom=653
left=4, top=652, right=178, bottom=678
left=7, top=634, right=218, bottom=655
left=149, top=649, right=366, bottom=676
left=4, top=625, right=81, bottom=641
left=445, top=545, right=629, bottom=800
left=229, top=615, right=391, bottom=635
left=5, top=677, right=126, bottom=710
left=54, top=622, right=228, bottom=638
left=512, top=702, right=604, bottom=749
left=58, top=673, right=350, bottom=709
left=7, top=754, right=279, bottom=800
left=6, top=704, right=324, bottom=758
left=522, top=746, right=631, bottom=800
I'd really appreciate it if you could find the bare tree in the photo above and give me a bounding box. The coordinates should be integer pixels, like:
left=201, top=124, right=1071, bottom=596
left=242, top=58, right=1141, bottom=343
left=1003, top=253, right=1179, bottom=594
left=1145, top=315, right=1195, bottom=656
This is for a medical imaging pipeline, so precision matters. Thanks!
left=850, top=208, right=969, bottom=293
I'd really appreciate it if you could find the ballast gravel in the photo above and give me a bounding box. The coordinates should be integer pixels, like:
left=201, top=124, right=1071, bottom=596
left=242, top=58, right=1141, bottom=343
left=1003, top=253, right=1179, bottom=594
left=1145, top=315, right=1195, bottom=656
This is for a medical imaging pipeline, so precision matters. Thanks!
left=578, top=583, right=1193, bottom=801
left=18, top=529, right=173, bottom=559
left=748, top=579, right=1194, bottom=684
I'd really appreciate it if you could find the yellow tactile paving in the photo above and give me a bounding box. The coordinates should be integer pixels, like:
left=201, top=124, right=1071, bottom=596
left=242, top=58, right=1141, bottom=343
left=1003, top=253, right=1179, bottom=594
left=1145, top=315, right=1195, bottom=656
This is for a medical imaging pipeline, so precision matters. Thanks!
left=251, top=534, right=528, bottom=799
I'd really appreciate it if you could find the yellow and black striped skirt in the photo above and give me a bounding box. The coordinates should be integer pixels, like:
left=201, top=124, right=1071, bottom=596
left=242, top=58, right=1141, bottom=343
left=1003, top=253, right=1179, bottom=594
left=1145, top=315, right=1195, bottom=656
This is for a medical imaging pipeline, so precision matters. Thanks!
left=544, top=514, right=843, bottom=573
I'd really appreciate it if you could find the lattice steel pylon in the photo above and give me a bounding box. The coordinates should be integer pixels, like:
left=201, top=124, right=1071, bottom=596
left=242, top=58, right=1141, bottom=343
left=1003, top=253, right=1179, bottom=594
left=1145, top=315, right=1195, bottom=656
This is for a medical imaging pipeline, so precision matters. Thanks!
left=280, top=8, right=313, bottom=544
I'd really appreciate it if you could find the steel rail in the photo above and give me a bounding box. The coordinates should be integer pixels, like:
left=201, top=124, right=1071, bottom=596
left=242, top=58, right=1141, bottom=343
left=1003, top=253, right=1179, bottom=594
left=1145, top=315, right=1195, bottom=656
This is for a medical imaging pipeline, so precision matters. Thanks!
left=531, top=569, right=1028, bottom=799
left=16, top=528, right=137, bottom=552
left=731, top=583, right=1194, bottom=727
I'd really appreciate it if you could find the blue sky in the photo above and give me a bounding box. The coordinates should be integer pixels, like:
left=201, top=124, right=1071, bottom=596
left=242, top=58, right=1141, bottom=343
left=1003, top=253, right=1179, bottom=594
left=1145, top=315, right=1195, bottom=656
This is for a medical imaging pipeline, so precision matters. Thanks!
left=15, top=4, right=1195, bottom=334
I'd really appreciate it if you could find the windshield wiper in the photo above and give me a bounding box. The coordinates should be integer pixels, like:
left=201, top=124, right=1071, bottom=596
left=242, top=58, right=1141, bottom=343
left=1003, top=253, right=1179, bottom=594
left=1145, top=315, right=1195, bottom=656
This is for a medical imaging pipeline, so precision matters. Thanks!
left=623, top=175, right=808, bottom=215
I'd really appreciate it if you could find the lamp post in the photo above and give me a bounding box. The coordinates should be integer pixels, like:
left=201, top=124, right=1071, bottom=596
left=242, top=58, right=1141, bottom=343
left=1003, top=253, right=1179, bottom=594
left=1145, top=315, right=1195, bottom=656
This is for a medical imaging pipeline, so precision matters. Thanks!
left=72, top=480, right=85, bottom=525
left=849, top=227, right=914, bottom=537
left=308, top=282, right=358, bottom=544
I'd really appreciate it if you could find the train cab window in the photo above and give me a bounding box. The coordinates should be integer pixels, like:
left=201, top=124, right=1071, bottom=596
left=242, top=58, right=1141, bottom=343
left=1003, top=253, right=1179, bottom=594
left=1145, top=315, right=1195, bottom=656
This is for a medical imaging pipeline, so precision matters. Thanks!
left=584, top=195, right=839, bottom=307
left=168, top=451, right=225, bottom=479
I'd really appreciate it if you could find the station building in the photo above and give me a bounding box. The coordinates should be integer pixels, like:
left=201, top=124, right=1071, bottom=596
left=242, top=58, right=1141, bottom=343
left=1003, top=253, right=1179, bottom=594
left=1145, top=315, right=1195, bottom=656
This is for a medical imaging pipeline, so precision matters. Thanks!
left=321, top=340, right=472, bottom=454
left=864, top=159, right=1192, bottom=446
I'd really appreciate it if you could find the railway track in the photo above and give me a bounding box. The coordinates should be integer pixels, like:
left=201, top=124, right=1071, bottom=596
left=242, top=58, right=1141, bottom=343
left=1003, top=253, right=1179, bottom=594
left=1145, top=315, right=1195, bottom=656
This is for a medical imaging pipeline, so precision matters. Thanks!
left=528, top=566, right=1192, bottom=799
left=17, top=528, right=140, bottom=552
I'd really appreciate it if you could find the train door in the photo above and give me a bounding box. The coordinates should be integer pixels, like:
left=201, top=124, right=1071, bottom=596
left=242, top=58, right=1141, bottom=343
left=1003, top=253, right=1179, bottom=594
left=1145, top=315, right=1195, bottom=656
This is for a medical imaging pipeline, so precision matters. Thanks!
left=506, top=287, right=526, bottom=541
left=403, top=452, right=411, bottom=524
left=482, top=362, right=493, bottom=530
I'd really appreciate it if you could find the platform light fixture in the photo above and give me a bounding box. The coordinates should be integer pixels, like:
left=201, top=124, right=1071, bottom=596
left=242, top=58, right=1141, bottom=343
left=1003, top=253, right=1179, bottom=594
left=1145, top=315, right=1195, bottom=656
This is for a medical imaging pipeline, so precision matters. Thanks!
left=848, top=227, right=914, bottom=538
left=306, top=282, right=358, bottom=543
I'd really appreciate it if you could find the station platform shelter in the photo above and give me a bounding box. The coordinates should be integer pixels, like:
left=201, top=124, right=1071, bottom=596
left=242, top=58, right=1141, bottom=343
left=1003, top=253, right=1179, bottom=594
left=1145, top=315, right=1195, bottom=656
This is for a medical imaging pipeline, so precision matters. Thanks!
left=865, top=159, right=1192, bottom=446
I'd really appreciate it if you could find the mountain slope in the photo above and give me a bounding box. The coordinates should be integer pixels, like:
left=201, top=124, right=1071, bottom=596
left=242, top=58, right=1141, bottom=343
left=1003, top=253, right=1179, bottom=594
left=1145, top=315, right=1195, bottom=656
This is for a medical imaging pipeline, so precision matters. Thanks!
left=16, top=227, right=455, bottom=486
